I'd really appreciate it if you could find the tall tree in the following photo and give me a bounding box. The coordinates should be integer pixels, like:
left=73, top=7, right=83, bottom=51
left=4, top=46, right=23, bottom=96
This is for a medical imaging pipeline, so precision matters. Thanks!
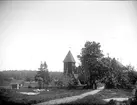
left=78, top=41, right=104, bottom=89
left=35, top=61, right=50, bottom=88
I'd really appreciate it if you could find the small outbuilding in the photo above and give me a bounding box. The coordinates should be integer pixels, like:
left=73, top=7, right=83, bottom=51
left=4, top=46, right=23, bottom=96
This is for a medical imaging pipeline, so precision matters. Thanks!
left=10, top=80, right=24, bottom=89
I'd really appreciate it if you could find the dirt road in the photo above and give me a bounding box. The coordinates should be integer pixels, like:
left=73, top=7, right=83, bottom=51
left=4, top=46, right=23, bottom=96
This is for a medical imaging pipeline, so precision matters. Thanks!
left=35, top=86, right=104, bottom=105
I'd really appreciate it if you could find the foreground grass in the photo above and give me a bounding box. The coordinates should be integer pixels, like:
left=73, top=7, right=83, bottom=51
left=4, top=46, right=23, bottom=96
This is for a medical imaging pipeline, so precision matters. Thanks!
left=0, top=87, right=133, bottom=105
left=59, top=95, right=106, bottom=105
left=58, top=88, right=133, bottom=105
left=0, top=87, right=92, bottom=105
left=94, top=89, right=133, bottom=99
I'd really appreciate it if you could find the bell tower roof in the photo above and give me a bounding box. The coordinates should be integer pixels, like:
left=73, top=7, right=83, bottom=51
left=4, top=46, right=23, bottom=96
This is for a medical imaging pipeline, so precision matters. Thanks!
left=63, top=50, right=76, bottom=63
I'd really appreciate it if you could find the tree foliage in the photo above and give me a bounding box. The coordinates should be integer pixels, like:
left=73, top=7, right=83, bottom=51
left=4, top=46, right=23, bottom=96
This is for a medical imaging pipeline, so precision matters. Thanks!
left=77, top=41, right=105, bottom=88
left=77, top=41, right=136, bottom=89
left=102, top=57, right=134, bottom=89
left=54, top=74, right=78, bottom=89
left=76, top=66, right=87, bottom=84
left=126, top=65, right=137, bottom=86
left=0, top=72, right=5, bottom=85
left=35, top=61, right=51, bottom=88
left=1, top=70, right=37, bottom=81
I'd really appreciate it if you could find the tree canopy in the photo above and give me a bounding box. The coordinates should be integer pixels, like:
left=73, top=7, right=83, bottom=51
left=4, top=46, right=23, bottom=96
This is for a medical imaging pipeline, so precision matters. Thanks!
left=35, top=61, right=51, bottom=88
left=77, top=41, right=137, bottom=89
left=77, top=41, right=105, bottom=88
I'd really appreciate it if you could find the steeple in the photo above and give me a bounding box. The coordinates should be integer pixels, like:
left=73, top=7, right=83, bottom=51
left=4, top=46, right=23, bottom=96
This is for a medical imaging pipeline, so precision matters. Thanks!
left=63, top=50, right=76, bottom=63
left=63, top=50, right=76, bottom=75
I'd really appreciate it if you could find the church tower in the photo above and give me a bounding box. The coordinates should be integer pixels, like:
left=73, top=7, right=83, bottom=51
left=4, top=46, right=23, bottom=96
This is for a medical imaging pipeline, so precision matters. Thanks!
left=63, top=50, right=76, bottom=75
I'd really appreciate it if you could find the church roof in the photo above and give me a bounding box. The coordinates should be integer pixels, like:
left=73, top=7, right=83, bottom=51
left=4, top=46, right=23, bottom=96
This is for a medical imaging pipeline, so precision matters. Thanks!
left=63, top=51, right=76, bottom=63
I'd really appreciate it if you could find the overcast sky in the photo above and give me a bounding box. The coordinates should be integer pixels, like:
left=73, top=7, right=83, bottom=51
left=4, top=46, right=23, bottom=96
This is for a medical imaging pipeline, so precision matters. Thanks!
left=0, top=1, right=137, bottom=71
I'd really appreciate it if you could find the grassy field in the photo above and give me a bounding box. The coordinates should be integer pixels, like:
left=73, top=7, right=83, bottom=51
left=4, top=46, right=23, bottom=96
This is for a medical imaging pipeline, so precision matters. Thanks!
left=94, top=89, right=133, bottom=99
left=59, top=88, right=133, bottom=105
left=0, top=87, right=92, bottom=105
left=0, top=85, right=133, bottom=105
left=59, top=95, right=106, bottom=105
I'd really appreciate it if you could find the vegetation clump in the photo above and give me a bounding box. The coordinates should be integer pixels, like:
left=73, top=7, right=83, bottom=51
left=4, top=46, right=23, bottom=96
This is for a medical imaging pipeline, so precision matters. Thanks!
left=77, top=41, right=137, bottom=90
left=35, top=61, right=51, bottom=89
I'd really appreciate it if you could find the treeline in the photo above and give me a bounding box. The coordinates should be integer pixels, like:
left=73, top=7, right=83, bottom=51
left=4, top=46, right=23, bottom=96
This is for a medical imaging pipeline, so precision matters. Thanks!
left=1, top=70, right=37, bottom=81
left=0, top=70, right=62, bottom=85
left=1, top=41, right=137, bottom=90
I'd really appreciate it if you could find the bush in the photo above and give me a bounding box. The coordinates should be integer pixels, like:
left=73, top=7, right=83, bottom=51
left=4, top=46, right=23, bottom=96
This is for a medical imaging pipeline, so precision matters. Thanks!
left=57, top=74, right=78, bottom=89
left=28, top=85, right=32, bottom=88
left=104, top=71, right=133, bottom=90
left=55, top=79, right=64, bottom=87
left=0, top=88, right=24, bottom=105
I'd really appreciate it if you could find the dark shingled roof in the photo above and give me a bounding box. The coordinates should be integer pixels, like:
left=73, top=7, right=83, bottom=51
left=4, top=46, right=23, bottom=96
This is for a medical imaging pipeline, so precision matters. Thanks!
left=63, top=51, right=76, bottom=63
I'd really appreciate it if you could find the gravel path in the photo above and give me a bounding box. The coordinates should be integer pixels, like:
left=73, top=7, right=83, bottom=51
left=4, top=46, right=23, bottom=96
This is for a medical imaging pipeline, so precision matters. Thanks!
left=35, top=86, right=104, bottom=105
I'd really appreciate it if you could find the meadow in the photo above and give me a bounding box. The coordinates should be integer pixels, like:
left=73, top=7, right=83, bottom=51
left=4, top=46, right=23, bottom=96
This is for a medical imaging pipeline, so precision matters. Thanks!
left=0, top=85, right=134, bottom=105
left=59, top=88, right=133, bottom=105
left=0, top=87, right=92, bottom=105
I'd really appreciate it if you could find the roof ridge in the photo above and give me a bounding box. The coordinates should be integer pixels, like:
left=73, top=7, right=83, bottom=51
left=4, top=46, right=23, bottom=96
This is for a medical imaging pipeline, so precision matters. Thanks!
left=63, top=50, right=76, bottom=63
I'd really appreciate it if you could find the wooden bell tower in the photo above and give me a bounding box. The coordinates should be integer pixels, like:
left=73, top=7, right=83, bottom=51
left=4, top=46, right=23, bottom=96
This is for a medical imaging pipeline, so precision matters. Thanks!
left=63, top=50, right=76, bottom=75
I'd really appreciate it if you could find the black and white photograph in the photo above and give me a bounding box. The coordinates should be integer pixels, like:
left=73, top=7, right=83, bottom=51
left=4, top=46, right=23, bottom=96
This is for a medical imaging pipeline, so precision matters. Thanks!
left=0, top=1, right=137, bottom=105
